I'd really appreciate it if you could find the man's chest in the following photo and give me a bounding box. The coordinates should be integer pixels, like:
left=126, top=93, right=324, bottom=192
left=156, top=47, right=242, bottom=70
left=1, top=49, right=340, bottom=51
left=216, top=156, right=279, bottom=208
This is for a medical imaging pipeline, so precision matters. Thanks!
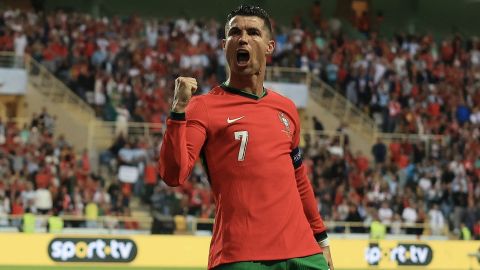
left=201, top=101, right=296, bottom=164
left=207, top=102, right=294, bottom=141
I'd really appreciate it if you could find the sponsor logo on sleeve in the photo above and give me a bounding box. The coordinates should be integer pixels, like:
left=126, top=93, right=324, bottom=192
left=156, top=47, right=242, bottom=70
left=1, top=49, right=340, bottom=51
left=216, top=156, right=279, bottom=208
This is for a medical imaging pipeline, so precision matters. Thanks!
left=48, top=238, right=137, bottom=263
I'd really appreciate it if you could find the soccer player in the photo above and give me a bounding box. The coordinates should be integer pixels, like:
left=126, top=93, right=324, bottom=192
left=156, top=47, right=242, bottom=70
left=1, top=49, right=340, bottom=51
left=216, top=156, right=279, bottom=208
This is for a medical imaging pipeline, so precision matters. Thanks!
left=159, top=5, right=334, bottom=270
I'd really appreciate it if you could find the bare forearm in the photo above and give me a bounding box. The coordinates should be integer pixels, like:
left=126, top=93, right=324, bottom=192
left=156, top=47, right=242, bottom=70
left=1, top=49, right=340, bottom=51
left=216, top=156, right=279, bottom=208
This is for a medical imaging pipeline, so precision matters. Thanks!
left=321, top=245, right=334, bottom=270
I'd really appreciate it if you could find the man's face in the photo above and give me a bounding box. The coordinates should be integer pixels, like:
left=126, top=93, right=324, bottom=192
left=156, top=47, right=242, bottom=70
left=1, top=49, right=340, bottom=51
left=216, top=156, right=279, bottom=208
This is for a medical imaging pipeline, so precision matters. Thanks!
left=223, top=16, right=275, bottom=76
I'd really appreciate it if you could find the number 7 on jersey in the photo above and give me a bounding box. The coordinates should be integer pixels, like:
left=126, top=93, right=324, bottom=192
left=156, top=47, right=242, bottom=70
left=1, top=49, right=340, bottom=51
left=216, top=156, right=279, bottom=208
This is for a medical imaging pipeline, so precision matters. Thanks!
left=234, top=131, right=249, bottom=161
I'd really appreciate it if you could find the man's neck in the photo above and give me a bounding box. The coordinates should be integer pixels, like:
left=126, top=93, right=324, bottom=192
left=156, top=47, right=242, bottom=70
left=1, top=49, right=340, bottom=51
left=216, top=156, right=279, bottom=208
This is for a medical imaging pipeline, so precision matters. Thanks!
left=226, top=73, right=264, bottom=97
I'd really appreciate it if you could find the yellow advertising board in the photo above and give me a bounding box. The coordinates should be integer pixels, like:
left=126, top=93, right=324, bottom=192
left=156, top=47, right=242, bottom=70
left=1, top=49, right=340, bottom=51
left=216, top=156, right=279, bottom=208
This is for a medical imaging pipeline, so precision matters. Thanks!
left=0, top=234, right=210, bottom=267
left=333, top=239, right=480, bottom=269
left=0, top=233, right=479, bottom=269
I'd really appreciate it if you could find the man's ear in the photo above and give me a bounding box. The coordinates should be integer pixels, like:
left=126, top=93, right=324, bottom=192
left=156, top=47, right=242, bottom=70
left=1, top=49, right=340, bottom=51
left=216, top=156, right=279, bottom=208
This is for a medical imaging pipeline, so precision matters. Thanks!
left=266, top=39, right=275, bottom=55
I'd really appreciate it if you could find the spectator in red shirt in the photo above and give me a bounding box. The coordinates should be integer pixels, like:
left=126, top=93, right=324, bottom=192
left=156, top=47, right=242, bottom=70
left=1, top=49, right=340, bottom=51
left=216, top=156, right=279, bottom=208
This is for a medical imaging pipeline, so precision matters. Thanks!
left=357, top=11, right=370, bottom=36
left=143, top=160, right=158, bottom=203
left=396, top=152, right=409, bottom=169
left=389, top=139, right=402, bottom=163
left=36, top=167, right=52, bottom=189
left=11, top=197, right=24, bottom=216
left=310, top=1, right=322, bottom=27
left=474, top=220, right=480, bottom=240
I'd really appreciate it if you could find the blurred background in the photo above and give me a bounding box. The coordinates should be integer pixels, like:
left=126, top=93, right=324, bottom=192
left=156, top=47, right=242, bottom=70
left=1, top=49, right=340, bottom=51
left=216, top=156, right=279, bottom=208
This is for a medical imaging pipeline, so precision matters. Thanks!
left=0, top=0, right=479, bottom=269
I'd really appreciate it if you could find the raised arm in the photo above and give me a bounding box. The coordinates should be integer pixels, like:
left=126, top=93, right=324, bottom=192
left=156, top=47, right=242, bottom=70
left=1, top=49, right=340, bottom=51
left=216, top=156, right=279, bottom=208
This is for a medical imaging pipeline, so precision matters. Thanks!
left=158, top=77, right=208, bottom=186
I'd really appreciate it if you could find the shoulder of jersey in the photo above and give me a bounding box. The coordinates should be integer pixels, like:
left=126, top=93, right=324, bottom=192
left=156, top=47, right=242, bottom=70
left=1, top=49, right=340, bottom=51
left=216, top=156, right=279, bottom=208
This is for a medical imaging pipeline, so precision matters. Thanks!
left=265, top=88, right=297, bottom=107
left=208, top=85, right=227, bottom=96
left=266, top=88, right=283, bottom=99
left=190, top=85, right=225, bottom=101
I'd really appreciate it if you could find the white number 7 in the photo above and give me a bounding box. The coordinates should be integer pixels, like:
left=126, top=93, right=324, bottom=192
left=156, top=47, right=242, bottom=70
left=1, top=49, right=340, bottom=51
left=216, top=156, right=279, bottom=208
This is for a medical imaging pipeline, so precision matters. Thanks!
left=234, top=131, right=249, bottom=161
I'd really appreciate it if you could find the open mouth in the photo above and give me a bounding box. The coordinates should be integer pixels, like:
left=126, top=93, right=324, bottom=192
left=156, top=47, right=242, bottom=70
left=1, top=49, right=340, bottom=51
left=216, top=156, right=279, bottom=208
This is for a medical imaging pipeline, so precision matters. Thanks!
left=236, top=50, right=250, bottom=65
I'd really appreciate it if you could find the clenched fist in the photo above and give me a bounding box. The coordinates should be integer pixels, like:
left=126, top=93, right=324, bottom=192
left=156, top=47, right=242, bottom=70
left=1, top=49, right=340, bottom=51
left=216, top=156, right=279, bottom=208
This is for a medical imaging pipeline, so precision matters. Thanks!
left=171, top=77, right=198, bottom=113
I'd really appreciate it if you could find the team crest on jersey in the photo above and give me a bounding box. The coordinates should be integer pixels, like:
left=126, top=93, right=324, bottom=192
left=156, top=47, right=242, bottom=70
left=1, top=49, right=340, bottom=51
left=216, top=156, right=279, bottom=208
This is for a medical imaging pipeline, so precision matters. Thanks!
left=278, top=112, right=292, bottom=137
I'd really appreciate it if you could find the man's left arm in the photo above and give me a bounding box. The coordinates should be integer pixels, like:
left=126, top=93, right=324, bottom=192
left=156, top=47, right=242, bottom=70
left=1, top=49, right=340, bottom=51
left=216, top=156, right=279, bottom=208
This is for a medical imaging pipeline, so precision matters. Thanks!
left=291, top=151, right=326, bottom=237
left=293, top=156, right=334, bottom=269
left=289, top=105, right=333, bottom=269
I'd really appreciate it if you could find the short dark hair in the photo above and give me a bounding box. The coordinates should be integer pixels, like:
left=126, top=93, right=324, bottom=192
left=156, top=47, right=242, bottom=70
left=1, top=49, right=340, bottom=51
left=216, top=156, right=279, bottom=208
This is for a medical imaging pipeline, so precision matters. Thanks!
left=226, top=5, right=273, bottom=36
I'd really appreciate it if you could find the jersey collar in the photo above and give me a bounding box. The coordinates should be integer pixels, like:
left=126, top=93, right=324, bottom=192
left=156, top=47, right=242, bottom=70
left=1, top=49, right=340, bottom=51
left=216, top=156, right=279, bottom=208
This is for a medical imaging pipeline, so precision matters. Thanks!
left=221, top=83, right=267, bottom=100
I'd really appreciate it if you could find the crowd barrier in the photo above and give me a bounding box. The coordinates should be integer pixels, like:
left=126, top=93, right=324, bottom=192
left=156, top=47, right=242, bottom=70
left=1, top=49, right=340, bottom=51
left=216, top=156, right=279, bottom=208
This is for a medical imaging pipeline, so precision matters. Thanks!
left=0, top=234, right=478, bottom=269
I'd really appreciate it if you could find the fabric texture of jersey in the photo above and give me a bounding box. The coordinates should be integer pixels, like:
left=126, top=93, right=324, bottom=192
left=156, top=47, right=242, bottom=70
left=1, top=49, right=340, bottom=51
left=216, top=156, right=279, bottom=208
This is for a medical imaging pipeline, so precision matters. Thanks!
left=159, top=85, right=327, bottom=269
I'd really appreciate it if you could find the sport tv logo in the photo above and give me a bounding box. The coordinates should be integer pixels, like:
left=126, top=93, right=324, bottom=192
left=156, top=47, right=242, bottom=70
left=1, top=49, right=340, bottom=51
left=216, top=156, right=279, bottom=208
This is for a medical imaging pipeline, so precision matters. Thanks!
left=365, top=243, right=433, bottom=266
left=48, top=238, right=137, bottom=263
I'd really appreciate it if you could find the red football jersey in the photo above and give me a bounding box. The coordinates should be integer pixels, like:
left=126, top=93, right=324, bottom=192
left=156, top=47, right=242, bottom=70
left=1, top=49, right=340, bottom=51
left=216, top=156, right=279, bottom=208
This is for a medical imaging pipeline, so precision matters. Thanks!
left=159, top=84, right=327, bottom=269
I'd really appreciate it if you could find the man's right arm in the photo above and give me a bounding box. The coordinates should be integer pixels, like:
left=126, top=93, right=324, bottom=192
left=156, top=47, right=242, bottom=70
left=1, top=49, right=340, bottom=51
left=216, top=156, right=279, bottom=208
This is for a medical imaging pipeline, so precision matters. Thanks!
left=158, top=77, right=207, bottom=186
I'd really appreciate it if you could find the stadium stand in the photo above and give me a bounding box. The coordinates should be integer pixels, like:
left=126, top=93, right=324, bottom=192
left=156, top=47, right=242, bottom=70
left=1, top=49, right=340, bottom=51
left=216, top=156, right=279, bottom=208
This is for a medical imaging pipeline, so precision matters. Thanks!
left=0, top=109, right=136, bottom=226
left=1, top=6, right=480, bottom=241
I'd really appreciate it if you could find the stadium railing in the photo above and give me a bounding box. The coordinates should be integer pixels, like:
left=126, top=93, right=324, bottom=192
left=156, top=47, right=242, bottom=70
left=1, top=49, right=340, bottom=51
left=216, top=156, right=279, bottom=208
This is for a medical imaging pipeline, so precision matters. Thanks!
left=92, top=121, right=165, bottom=148
left=3, top=214, right=450, bottom=238
left=0, top=52, right=24, bottom=69
left=191, top=218, right=449, bottom=238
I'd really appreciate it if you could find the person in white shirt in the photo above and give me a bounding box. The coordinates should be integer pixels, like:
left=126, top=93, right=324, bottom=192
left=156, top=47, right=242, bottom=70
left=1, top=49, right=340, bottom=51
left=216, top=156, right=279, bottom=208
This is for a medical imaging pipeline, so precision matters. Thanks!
left=115, top=105, right=130, bottom=138
left=390, top=213, right=403, bottom=235
left=35, top=188, right=53, bottom=214
left=428, top=203, right=445, bottom=235
left=93, top=187, right=111, bottom=205
left=21, top=182, right=36, bottom=212
left=402, top=200, right=418, bottom=234
left=13, top=29, right=27, bottom=68
left=378, top=201, right=393, bottom=225
left=0, top=195, right=10, bottom=226
left=418, top=174, right=432, bottom=194
left=145, top=20, right=158, bottom=47
left=13, top=30, right=27, bottom=57
left=470, top=107, right=480, bottom=124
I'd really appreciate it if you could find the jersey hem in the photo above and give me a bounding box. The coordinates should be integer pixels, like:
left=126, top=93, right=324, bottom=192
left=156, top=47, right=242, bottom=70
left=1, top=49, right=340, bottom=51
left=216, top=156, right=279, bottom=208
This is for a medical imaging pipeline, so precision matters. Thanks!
left=209, top=250, right=322, bottom=269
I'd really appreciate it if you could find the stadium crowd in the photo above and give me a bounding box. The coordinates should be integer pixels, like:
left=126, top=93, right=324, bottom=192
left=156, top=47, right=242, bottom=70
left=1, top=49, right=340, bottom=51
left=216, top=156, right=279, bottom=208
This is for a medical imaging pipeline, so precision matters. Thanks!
left=3, top=7, right=480, bottom=136
left=0, top=109, right=136, bottom=230
left=0, top=6, right=480, bottom=239
left=0, top=8, right=226, bottom=126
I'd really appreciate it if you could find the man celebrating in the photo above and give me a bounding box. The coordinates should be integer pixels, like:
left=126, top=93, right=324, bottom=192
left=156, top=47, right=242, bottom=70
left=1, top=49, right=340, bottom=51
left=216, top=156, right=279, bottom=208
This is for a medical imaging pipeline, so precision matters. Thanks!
left=159, top=5, right=334, bottom=270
